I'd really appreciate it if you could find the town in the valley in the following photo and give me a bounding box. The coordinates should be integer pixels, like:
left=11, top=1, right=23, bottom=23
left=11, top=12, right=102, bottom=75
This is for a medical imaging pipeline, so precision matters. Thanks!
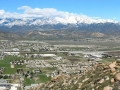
left=0, top=39, right=120, bottom=90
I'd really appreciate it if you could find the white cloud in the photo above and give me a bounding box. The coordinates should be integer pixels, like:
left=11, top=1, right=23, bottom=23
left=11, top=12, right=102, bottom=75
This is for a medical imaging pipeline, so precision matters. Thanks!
left=17, top=6, right=70, bottom=18
left=0, top=10, right=5, bottom=15
left=18, top=6, right=31, bottom=10
left=0, top=6, right=118, bottom=24
left=0, top=6, right=79, bottom=19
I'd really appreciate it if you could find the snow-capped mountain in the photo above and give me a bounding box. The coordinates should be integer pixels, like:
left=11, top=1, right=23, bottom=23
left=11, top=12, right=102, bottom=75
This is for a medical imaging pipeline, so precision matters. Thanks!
left=0, top=17, right=120, bottom=40
left=0, top=16, right=120, bottom=34
left=1, top=6, right=120, bottom=35
left=1, top=6, right=120, bottom=40
left=0, top=6, right=120, bottom=34
left=0, top=16, right=117, bottom=27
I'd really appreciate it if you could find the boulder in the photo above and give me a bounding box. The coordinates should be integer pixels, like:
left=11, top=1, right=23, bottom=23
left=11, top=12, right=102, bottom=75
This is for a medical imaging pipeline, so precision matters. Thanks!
left=105, top=76, right=109, bottom=80
left=110, top=78, right=114, bottom=83
left=82, top=78, right=89, bottom=82
left=78, top=83, right=82, bottom=89
left=103, top=86, right=112, bottom=90
left=109, top=61, right=116, bottom=69
left=114, top=73, right=120, bottom=81
left=116, top=59, right=120, bottom=63
left=110, top=68, right=116, bottom=73
left=98, top=79, right=104, bottom=83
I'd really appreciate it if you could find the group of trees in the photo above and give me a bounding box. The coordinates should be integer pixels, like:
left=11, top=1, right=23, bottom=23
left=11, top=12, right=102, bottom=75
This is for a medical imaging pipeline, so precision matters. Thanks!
left=0, top=75, right=10, bottom=79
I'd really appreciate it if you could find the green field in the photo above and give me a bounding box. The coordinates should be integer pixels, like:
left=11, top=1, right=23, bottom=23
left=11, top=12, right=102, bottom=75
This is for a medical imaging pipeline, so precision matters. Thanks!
left=4, top=68, right=16, bottom=74
left=0, top=56, right=24, bottom=74
left=39, top=74, right=51, bottom=83
left=24, top=74, right=51, bottom=85
left=24, top=78, right=32, bottom=85
left=101, top=57, right=115, bottom=63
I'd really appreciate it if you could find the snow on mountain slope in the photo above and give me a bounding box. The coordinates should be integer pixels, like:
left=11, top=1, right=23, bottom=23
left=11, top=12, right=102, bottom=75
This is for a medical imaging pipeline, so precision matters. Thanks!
left=0, top=6, right=118, bottom=27
left=0, top=16, right=117, bottom=27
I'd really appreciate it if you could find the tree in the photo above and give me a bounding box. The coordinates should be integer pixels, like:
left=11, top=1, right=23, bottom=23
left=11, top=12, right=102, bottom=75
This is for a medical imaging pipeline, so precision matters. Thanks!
left=0, top=75, right=3, bottom=79
left=3, top=75, right=8, bottom=79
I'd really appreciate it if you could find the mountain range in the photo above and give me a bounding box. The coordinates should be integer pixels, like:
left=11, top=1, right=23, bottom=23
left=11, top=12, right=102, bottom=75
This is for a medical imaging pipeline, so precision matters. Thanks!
left=0, top=17, right=120, bottom=40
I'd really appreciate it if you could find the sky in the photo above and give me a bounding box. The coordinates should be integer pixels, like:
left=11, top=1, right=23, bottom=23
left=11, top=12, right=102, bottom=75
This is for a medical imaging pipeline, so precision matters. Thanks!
left=0, top=0, right=120, bottom=21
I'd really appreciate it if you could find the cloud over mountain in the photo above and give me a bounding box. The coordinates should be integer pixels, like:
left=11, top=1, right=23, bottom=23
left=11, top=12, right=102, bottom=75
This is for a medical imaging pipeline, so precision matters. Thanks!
left=0, top=6, right=117, bottom=24
left=18, top=6, right=69, bottom=17
left=0, top=6, right=120, bottom=37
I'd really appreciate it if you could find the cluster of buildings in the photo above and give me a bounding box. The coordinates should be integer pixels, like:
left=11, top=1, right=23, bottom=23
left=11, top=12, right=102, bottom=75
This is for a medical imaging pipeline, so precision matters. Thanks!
left=0, top=40, right=117, bottom=90
left=0, top=79, right=20, bottom=90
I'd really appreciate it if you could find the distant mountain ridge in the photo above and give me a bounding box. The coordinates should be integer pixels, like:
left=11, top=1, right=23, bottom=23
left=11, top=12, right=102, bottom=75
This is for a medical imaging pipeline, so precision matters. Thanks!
left=0, top=18, right=120, bottom=34
left=0, top=17, right=120, bottom=40
left=0, top=29, right=108, bottom=40
left=0, top=15, right=117, bottom=27
left=0, top=31, right=22, bottom=40
left=23, top=30, right=110, bottom=40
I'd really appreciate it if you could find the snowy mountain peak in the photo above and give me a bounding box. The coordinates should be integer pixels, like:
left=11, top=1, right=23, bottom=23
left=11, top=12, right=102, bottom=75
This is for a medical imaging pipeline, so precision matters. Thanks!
left=0, top=16, right=118, bottom=27
left=0, top=6, right=118, bottom=27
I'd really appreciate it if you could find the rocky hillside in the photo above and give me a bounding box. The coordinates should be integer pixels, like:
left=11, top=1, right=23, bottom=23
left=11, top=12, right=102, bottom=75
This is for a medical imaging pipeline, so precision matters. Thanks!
left=0, top=30, right=109, bottom=40
left=30, top=60, right=120, bottom=90
left=0, top=31, right=22, bottom=40
left=24, top=30, right=108, bottom=40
